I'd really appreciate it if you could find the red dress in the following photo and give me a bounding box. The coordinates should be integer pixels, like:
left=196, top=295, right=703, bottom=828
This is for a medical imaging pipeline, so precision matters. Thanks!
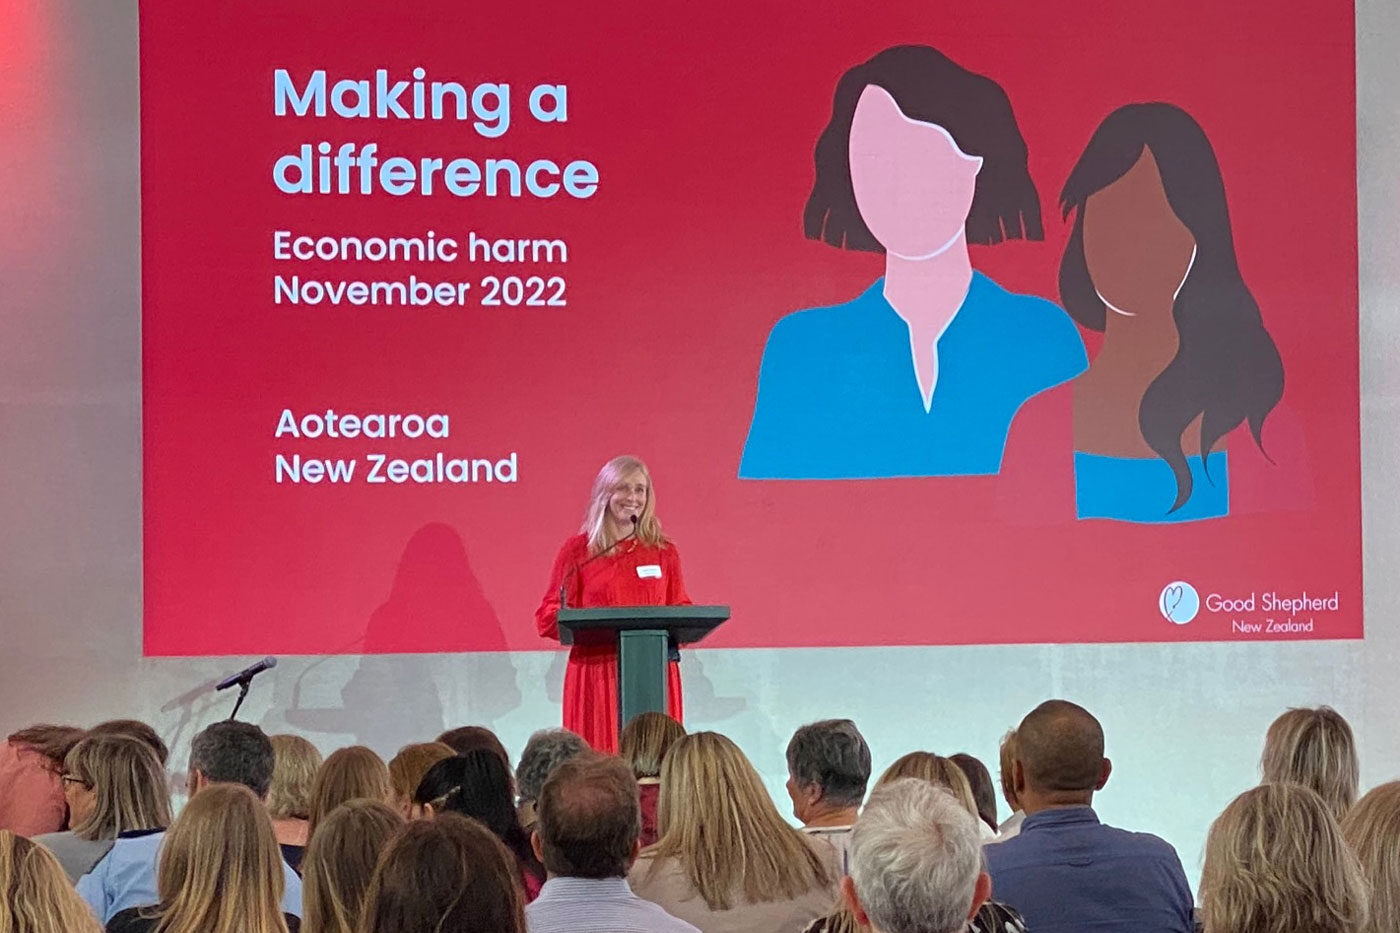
left=535, top=533, right=688, bottom=752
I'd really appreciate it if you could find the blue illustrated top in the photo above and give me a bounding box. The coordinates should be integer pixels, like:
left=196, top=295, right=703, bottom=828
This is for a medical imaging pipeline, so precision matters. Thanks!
left=1074, top=451, right=1229, bottom=523
left=739, top=273, right=1088, bottom=479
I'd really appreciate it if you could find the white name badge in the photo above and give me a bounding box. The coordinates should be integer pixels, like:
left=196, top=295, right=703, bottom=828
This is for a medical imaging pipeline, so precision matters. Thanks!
left=636, top=564, right=663, bottom=579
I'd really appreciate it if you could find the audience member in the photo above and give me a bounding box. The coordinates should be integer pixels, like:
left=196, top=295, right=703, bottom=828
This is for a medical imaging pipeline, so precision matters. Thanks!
left=1341, top=781, right=1400, bottom=933
left=438, top=725, right=512, bottom=768
left=0, top=829, right=103, bottom=933
left=806, top=754, right=1025, bottom=933
left=105, top=783, right=298, bottom=933
left=618, top=712, right=685, bottom=847
left=1200, top=783, right=1367, bottom=933
left=83, top=722, right=169, bottom=766
left=34, top=735, right=170, bottom=880
left=996, top=730, right=1024, bottom=840
left=386, top=742, right=454, bottom=819
left=0, top=724, right=85, bottom=836
left=629, top=731, right=837, bottom=933
left=877, top=753, right=982, bottom=828
left=358, top=813, right=526, bottom=933
left=305, top=746, right=391, bottom=843
left=1261, top=706, right=1359, bottom=820
left=268, top=734, right=322, bottom=873
left=950, top=752, right=999, bottom=835
left=842, top=780, right=991, bottom=933
left=785, top=719, right=871, bottom=873
left=300, top=799, right=403, bottom=933
left=526, top=753, right=698, bottom=933
left=984, top=700, right=1193, bottom=933
left=516, top=729, right=589, bottom=832
left=415, top=751, right=547, bottom=900
left=77, top=720, right=302, bottom=923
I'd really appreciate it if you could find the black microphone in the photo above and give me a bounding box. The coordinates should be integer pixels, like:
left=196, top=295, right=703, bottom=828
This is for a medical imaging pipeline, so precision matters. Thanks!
left=560, top=516, right=639, bottom=608
left=216, top=657, right=278, bottom=691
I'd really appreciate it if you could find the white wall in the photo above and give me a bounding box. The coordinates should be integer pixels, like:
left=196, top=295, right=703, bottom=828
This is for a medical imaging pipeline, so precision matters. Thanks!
left=1, top=0, right=1396, bottom=891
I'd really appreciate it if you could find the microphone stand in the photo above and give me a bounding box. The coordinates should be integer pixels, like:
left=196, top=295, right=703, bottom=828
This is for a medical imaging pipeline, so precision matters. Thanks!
left=226, top=679, right=253, bottom=722
left=561, top=516, right=639, bottom=609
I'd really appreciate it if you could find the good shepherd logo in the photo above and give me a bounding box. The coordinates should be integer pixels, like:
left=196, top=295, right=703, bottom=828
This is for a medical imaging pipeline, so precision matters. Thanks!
left=1159, top=581, right=1200, bottom=625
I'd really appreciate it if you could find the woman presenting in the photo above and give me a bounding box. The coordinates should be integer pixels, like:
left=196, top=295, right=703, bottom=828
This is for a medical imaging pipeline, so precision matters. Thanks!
left=534, top=455, right=688, bottom=752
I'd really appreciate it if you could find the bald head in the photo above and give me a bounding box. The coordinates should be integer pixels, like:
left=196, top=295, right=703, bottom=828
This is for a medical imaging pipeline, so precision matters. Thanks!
left=1016, top=701, right=1106, bottom=795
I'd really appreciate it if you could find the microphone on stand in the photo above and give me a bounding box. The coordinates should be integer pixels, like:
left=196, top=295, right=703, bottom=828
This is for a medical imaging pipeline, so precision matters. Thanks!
left=560, top=515, right=638, bottom=608
left=215, top=656, right=278, bottom=722
left=216, top=656, right=278, bottom=691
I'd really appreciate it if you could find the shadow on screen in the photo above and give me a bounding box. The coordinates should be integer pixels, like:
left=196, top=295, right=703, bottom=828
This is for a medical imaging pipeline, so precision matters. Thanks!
left=282, top=522, right=522, bottom=750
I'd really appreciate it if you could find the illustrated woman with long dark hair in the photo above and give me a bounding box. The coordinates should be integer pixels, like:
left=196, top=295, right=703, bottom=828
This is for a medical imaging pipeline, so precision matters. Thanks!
left=1059, top=103, right=1284, bottom=522
left=739, top=45, right=1086, bottom=480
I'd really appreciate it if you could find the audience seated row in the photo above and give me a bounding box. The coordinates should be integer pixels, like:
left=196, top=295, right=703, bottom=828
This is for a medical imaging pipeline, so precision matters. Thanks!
left=0, top=700, right=1394, bottom=933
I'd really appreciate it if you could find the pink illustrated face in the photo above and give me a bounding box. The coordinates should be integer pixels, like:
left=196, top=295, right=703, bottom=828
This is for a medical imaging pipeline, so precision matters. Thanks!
left=848, top=85, right=983, bottom=258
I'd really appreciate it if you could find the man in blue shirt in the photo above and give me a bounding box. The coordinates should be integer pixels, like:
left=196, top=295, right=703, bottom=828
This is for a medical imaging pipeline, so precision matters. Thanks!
left=984, top=700, right=1193, bottom=933
left=78, top=720, right=302, bottom=923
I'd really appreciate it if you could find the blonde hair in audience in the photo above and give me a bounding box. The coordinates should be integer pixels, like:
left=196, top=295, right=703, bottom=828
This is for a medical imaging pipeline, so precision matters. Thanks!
left=1341, top=781, right=1400, bottom=933
left=650, top=731, right=830, bottom=910
left=0, top=831, right=102, bottom=933
left=387, top=742, right=455, bottom=812
left=998, top=729, right=1019, bottom=808
left=65, top=734, right=171, bottom=842
left=303, top=799, right=404, bottom=933
left=876, top=752, right=980, bottom=820
left=581, top=455, right=664, bottom=553
left=267, top=734, right=322, bottom=821
left=1200, top=783, right=1366, bottom=933
left=619, top=712, right=686, bottom=779
left=1260, top=706, right=1359, bottom=819
left=307, top=746, right=392, bottom=841
left=154, top=783, right=290, bottom=933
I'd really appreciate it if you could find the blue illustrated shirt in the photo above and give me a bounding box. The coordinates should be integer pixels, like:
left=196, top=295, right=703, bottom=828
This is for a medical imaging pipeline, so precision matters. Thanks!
left=739, top=273, right=1087, bottom=479
left=1074, top=451, right=1230, bottom=523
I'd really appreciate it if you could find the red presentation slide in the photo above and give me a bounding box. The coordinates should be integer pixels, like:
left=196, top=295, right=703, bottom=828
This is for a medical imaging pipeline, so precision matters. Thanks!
left=140, top=0, right=1361, bottom=655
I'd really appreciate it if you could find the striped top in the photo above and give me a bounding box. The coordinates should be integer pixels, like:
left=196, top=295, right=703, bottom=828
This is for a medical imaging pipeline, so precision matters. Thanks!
left=526, top=876, right=701, bottom=933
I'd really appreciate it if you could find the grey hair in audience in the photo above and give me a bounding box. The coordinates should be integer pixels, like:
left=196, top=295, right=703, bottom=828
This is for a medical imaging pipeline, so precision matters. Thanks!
left=849, top=778, right=982, bottom=933
left=786, top=719, right=871, bottom=807
left=188, top=721, right=275, bottom=799
left=517, top=729, right=589, bottom=803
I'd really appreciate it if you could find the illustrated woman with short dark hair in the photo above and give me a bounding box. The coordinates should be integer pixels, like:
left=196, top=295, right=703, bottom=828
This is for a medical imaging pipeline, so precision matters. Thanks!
left=1059, top=103, right=1284, bottom=522
left=739, top=45, right=1086, bottom=480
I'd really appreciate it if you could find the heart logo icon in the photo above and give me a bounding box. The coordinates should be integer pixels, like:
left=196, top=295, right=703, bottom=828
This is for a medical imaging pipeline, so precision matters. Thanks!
left=1159, top=581, right=1199, bottom=624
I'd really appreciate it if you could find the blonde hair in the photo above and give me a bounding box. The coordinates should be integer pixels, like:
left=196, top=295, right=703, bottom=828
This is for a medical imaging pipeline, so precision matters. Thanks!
left=876, top=752, right=980, bottom=820
left=998, top=729, right=1019, bottom=807
left=1261, top=706, right=1359, bottom=819
left=650, top=731, right=830, bottom=910
left=267, top=735, right=322, bottom=821
left=152, top=783, right=290, bottom=933
left=302, top=799, right=404, bottom=933
left=0, top=831, right=102, bottom=933
left=581, top=455, right=664, bottom=554
left=64, top=734, right=171, bottom=842
left=1341, top=782, right=1400, bottom=933
left=620, top=712, right=686, bottom=779
left=307, top=746, right=392, bottom=841
left=1200, top=783, right=1367, bottom=933
left=387, top=742, right=455, bottom=807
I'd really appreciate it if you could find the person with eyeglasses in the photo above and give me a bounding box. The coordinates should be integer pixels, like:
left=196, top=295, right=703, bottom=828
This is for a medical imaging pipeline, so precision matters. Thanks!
left=34, top=735, right=170, bottom=881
